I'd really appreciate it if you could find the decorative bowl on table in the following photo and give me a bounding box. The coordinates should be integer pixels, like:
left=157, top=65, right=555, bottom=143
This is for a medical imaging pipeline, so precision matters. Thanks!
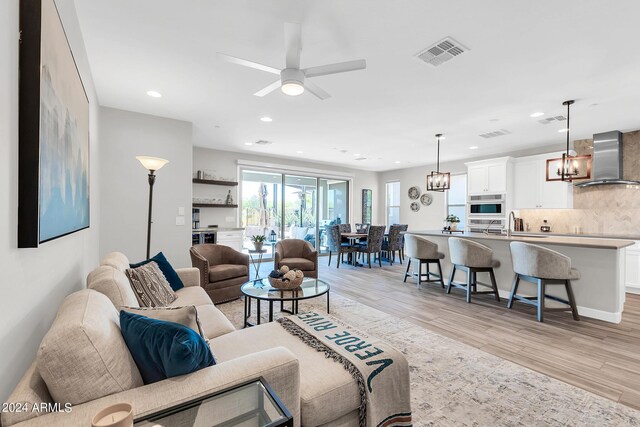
left=268, top=266, right=304, bottom=289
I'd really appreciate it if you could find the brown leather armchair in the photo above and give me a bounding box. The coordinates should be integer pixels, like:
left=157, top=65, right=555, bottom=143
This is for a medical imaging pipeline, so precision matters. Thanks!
left=274, top=239, right=318, bottom=278
left=190, top=244, right=250, bottom=303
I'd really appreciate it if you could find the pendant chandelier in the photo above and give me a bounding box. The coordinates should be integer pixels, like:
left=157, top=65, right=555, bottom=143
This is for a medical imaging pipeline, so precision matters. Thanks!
left=545, top=100, right=592, bottom=182
left=427, top=133, right=450, bottom=192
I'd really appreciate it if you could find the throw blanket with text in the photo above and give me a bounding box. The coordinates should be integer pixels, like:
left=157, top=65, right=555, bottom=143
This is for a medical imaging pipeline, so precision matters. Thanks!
left=277, top=313, right=412, bottom=427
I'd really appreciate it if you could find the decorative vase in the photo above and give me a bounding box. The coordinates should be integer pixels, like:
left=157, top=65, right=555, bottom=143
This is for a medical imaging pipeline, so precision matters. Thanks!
left=450, top=223, right=458, bottom=231
left=253, top=242, right=264, bottom=251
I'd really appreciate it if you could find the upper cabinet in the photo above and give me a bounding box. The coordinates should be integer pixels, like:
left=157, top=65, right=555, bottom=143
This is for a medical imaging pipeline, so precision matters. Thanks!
left=465, top=158, right=512, bottom=195
left=513, top=152, right=572, bottom=209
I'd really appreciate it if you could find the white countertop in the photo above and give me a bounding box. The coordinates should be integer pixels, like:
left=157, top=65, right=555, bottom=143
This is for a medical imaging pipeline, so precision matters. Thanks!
left=408, top=230, right=635, bottom=250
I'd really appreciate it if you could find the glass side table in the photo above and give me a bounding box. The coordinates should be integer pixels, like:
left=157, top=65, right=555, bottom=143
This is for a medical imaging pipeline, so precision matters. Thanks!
left=248, top=249, right=267, bottom=281
left=134, top=377, right=293, bottom=427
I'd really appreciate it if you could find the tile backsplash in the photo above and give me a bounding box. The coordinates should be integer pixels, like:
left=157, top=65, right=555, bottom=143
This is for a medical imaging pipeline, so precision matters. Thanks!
left=519, top=129, right=640, bottom=236
left=518, top=208, right=640, bottom=236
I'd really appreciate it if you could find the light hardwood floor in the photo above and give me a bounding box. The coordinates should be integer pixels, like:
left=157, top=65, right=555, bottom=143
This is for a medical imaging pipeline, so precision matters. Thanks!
left=255, top=256, right=640, bottom=410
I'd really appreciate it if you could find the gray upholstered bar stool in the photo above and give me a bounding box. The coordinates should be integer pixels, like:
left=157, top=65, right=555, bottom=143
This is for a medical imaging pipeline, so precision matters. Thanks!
left=447, top=237, right=500, bottom=303
left=508, top=242, right=580, bottom=322
left=403, top=234, right=445, bottom=288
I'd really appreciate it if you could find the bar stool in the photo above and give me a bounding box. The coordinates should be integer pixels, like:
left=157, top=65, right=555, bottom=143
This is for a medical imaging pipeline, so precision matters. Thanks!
left=508, top=242, right=580, bottom=322
left=447, top=238, right=500, bottom=303
left=403, top=234, right=445, bottom=288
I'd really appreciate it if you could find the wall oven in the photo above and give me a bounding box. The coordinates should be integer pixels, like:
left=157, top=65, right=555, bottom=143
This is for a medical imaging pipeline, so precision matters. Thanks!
left=467, top=194, right=505, bottom=216
left=467, top=218, right=505, bottom=234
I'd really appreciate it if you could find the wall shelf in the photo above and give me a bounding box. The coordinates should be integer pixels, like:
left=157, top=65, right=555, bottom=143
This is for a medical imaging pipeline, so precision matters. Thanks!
left=193, top=203, right=238, bottom=208
left=192, top=178, right=238, bottom=186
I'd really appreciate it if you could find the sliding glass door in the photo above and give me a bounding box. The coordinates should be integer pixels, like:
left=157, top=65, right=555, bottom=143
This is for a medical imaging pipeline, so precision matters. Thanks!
left=240, top=170, right=282, bottom=257
left=240, top=168, right=350, bottom=258
left=317, top=178, right=349, bottom=254
left=284, top=175, right=317, bottom=246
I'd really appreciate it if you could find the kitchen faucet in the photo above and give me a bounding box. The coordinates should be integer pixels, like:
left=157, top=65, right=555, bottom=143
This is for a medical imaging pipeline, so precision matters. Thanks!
left=483, top=219, right=498, bottom=234
left=507, top=211, right=516, bottom=237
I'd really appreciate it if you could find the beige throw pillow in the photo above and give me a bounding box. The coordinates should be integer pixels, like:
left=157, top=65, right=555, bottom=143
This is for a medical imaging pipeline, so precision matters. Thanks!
left=120, top=305, right=207, bottom=339
left=125, top=261, right=177, bottom=307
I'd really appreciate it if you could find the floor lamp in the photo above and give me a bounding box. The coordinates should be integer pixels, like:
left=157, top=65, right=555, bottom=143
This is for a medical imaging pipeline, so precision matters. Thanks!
left=136, top=156, right=169, bottom=259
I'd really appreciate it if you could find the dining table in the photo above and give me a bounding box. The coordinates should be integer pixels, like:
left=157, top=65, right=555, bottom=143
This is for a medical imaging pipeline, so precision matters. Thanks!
left=340, top=232, right=367, bottom=266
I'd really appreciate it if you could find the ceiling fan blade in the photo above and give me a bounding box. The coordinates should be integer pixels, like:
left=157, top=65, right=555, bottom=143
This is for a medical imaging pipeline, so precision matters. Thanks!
left=304, top=80, right=331, bottom=100
left=303, top=59, right=366, bottom=78
left=284, top=22, right=302, bottom=69
left=217, top=53, right=281, bottom=75
left=253, top=80, right=282, bottom=97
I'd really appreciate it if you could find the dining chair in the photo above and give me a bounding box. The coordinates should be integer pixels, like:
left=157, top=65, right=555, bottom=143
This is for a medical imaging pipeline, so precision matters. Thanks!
left=382, top=224, right=408, bottom=265
left=355, top=225, right=385, bottom=268
left=325, top=225, right=357, bottom=268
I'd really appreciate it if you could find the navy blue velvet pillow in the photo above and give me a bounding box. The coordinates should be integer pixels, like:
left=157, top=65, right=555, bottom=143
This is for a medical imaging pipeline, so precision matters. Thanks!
left=120, top=311, right=215, bottom=384
left=130, top=252, right=184, bottom=291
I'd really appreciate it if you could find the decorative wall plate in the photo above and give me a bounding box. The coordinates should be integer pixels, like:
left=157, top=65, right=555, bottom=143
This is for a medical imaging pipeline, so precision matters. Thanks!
left=420, top=194, right=433, bottom=206
left=410, top=201, right=420, bottom=212
left=408, top=186, right=421, bottom=200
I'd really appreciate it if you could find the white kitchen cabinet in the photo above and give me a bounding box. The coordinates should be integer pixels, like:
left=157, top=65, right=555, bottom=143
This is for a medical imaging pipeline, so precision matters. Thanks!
left=626, top=241, right=640, bottom=294
left=465, top=158, right=512, bottom=195
left=512, top=152, right=572, bottom=209
left=216, top=230, right=243, bottom=252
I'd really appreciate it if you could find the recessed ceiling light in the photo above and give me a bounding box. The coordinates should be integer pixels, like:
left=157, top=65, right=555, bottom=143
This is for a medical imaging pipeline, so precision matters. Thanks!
left=558, top=128, right=569, bottom=133
left=146, top=90, right=162, bottom=98
left=296, top=150, right=304, bottom=154
left=353, top=153, right=361, bottom=156
left=469, top=146, right=479, bottom=150
left=244, top=142, right=253, bottom=146
left=394, top=160, right=401, bottom=164
left=260, top=116, right=273, bottom=122
left=530, top=112, right=544, bottom=118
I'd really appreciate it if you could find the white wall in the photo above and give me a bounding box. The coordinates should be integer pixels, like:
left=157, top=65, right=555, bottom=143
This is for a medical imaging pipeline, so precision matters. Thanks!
left=192, top=147, right=380, bottom=227
left=378, top=160, right=467, bottom=231
left=99, top=107, right=192, bottom=267
left=0, top=0, right=100, bottom=401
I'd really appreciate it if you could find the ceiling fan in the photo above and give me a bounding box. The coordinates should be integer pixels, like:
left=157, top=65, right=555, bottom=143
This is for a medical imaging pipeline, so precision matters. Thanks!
left=217, top=22, right=366, bottom=100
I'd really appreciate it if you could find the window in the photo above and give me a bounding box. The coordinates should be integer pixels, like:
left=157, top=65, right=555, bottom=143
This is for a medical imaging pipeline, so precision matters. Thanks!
left=446, top=174, right=467, bottom=229
left=385, top=181, right=400, bottom=226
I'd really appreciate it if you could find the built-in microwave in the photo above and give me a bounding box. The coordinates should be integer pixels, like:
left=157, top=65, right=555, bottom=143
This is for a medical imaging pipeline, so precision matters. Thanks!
left=467, top=194, right=505, bottom=216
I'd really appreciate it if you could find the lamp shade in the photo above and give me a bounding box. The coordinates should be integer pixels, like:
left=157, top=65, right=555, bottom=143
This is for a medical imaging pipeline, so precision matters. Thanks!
left=136, top=156, right=169, bottom=172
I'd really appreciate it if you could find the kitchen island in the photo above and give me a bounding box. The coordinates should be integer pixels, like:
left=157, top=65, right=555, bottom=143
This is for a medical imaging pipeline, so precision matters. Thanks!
left=407, top=230, right=634, bottom=323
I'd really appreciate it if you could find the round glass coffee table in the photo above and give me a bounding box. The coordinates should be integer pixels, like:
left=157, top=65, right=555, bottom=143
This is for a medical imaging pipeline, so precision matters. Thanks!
left=241, top=278, right=330, bottom=327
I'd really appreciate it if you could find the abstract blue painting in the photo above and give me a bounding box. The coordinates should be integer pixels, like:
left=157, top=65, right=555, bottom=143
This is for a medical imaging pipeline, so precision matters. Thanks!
left=18, top=0, right=89, bottom=247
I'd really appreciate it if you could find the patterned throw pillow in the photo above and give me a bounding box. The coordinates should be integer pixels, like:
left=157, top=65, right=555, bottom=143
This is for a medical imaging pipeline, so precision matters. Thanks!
left=125, top=261, right=177, bottom=307
left=120, top=306, right=206, bottom=339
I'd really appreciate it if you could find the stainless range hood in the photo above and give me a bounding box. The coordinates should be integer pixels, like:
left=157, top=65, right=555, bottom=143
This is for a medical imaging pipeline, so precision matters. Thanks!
left=574, top=130, right=640, bottom=187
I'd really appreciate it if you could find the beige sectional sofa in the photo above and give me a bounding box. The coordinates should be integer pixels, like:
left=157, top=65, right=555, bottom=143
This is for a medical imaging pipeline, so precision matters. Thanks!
left=2, top=252, right=368, bottom=426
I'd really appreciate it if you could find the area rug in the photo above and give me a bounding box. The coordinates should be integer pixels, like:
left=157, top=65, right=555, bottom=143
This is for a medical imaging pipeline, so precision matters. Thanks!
left=217, top=293, right=640, bottom=426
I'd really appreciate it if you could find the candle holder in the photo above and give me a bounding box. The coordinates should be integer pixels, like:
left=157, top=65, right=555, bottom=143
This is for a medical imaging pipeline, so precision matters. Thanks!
left=91, top=403, right=133, bottom=427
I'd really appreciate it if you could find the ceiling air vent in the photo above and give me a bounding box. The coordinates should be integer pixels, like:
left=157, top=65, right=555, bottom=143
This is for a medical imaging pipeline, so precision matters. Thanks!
left=254, top=140, right=273, bottom=145
left=416, top=37, right=469, bottom=67
left=479, top=129, right=512, bottom=139
left=537, top=115, right=567, bottom=125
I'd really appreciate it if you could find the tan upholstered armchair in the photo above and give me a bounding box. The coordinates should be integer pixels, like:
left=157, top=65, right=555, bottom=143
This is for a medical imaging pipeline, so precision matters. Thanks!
left=274, top=239, right=318, bottom=278
left=190, top=244, right=250, bottom=303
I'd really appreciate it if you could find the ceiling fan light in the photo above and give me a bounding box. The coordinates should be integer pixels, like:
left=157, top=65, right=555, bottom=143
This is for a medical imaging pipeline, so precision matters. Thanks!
left=281, top=81, right=304, bottom=96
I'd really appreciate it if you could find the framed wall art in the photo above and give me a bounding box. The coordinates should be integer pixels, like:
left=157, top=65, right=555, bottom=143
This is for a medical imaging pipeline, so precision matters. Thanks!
left=361, top=189, right=372, bottom=224
left=19, top=0, right=90, bottom=247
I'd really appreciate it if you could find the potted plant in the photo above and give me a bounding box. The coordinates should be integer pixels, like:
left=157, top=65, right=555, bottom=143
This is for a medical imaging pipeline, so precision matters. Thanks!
left=445, top=214, right=460, bottom=231
left=251, top=234, right=267, bottom=251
